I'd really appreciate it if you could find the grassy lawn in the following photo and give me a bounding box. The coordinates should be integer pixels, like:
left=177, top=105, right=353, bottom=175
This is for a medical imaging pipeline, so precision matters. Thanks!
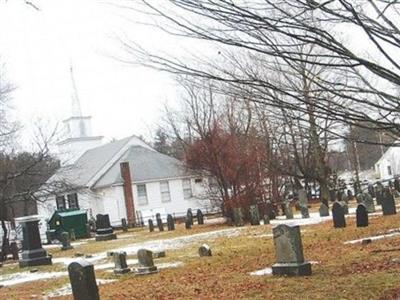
left=2, top=205, right=400, bottom=299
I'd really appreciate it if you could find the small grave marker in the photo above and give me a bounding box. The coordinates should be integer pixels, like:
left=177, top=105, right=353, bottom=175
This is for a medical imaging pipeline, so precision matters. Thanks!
left=356, top=204, right=368, bottom=227
left=332, top=202, right=346, bottom=228
left=198, top=244, right=212, bottom=257
left=136, top=249, right=158, bottom=275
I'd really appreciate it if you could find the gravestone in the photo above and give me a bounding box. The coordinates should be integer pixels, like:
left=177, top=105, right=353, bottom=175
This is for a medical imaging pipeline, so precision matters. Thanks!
left=69, top=229, right=76, bottom=241
left=346, top=189, right=353, bottom=202
left=148, top=219, right=154, bottom=232
left=185, top=218, right=192, bottom=229
left=382, top=188, right=397, bottom=215
left=266, top=202, right=276, bottom=220
left=10, top=242, right=18, bottom=261
left=249, top=204, right=260, bottom=225
left=319, top=203, right=329, bottom=217
left=95, top=214, right=116, bottom=241
left=136, top=249, right=158, bottom=275
left=60, top=231, right=73, bottom=251
left=368, top=184, right=376, bottom=198
left=284, top=202, right=294, bottom=219
left=271, top=224, right=311, bottom=276
left=329, top=190, right=336, bottom=202
left=121, top=218, right=128, bottom=232
left=156, top=213, right=164, bottom=232
left=362, top=192, right=375, bottom=213
left=68, top=259, right=99, bottom=300
left=186, top=209, right=194, bottom=226
left=233, top=207, right=244, bottom=226
left=332, top=202, right=346, bottom=228
left=356, top=204, right=368, bottom=227
left=112, top=251, right=130, bottom=274
left=263, top=214, right=270, bottom=225
left=198, top=244, right=212, bottom=257
left=197, top=209, right=204, bottom=225
left=298, top=189, right=310, bottom=218
left=167, top=214, right=175, bottom=231
left=375, top=182, right=384, bottom=205
left=17, top=215, right=52, bottom=267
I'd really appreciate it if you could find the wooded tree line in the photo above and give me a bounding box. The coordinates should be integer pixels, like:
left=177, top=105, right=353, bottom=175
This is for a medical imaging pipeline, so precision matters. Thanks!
left=140, top=1, right=400, bottom=212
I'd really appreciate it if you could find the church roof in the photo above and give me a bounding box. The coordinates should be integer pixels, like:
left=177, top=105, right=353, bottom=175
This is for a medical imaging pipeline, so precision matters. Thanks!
left=48, top=135, right=192, bottom=190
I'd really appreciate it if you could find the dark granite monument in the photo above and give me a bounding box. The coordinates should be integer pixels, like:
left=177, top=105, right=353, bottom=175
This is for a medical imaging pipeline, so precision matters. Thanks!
left=332, top=202, right=346, bottom=228
left=68, top=259, right=99, bottom=300
left=249, top=204, right=260, bottom=225
left=382, top=188, right=397, bottom=215
left=95, top=214, right=116, bottom=241
left=156, top=213, right=164, bottom=232
left=167, top=214, right=175, bottom=231
left=197, top=209, right=204, bottom=225
left=136, top=249, right=158, bottom=275
left=148, top=219, right=154, bottom=232
left=356, top=204, right=368, bottom=227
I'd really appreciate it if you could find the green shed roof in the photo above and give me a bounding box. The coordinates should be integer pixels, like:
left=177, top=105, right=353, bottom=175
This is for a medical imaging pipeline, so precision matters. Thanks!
left=57, top=210, right=87, bottom=217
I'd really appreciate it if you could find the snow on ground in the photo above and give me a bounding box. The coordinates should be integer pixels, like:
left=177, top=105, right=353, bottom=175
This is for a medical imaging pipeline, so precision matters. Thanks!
left=46, top=279, right=116, bottom=298
left=344, top=231, right=400, bottom=244
left=54, top=227, right=243, bottom=267
left=0, top=271, right=66, bottom=287
left=271, top=212, right=332, bottom=227
left=157, top=261, right=184, bottom=269
left=44, top=241, right=88, bottom=249
left=249, top=267, right=273, bottom=276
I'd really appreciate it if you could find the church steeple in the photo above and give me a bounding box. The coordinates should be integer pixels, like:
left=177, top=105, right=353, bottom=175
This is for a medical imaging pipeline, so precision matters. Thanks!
left=57, top=64, right=103, bottom=165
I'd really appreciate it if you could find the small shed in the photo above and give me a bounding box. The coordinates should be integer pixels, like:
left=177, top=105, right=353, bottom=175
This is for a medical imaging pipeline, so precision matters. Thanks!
left=48, top=209, right=88, bottom=239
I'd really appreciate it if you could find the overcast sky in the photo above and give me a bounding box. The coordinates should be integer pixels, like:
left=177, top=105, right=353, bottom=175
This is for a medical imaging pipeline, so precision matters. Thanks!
left=0, top=0, right=202, bottom=148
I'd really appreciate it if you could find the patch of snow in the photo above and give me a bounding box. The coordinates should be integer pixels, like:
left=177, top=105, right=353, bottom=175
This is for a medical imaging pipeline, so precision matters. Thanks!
left=271, top=212, right=331, bottom=227
left=0, top=271, right=66, bottom=286
left=157, top=261, right=184, bottom=269
left=249, top=267, right=273, bottom=276
left=344, top=232, right=400, bottom=244
left=95, top=259, right=138, bottom=271
left=46, top=279, right=115, bottom=297
left=204, top=217, right=226, bottom=225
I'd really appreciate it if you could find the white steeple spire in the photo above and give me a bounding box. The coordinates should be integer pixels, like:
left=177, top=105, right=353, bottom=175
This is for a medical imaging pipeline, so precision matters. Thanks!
left=70, top=64, right=83, bottom=118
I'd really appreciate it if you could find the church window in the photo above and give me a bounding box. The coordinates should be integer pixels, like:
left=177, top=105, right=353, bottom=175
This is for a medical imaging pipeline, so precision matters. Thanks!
left=160, top=181, right=171, bottom=202
left=137, top=184, right=148, bottom=205
left=182, top=179, right=193, bottom=200
left=56, top=195, right=66, bottom=210
left=67, top=193, right=79, bottom=209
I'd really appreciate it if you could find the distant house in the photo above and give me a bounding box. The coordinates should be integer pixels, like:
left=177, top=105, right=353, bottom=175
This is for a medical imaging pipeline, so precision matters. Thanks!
left=374, top=145, right=400, bottom=180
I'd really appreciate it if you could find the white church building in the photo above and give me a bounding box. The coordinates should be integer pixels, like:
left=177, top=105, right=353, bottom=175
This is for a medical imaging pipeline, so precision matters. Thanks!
left=37, top=70, right=211, bottom=237
left=374, top=144, right=400, bottom=180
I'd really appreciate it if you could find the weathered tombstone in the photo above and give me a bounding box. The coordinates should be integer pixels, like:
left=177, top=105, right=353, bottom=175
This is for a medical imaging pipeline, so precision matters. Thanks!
left=167, top=214, right=175, bottom=231
left=185, top=218, right=192, bottom=229
left=60, top=231, right=73, bottom=251
left=249, top=204, right=260, bottom=225
left=368, top=184, right=376, bottom=198
left=233, top=207, right=244, bottom=226
left=186, top=209, right=194, bottom=226
left=68, top=259, right=99, bottom=300
left=356, top=204, right=368, bottom=227
left=148, top=219, right=154, bottom=232
left=362, top=192, right=375, bottom=213
left=332, top=202, right=346, bottom=228
left=266, top=202, right=276, bottom=220
left=10, top=242, right=18, bottom=261
left=263, top=214, right=270, bottom=225
left=136, top=249, right=158, bottom=275
left=346, top=189, right=353, bottom=202
left=95, top=214, right=116, bottom=241
left=319, top=203, right=329, bottom=217
left=284, top=202, right=294, bottom=219
left=271, top=224, right=311, bottom=276
left=121, top=218, right=128, bottom=232
left=17, top=215, right=52, bottom=267
left=69, top=229, right=76, bottom=241
left=156, top=213, right=164, bottom=232
left=298, top=189, right=310, bottom=218
left=382, top=188, right=397, bottom=215
left=395, top=178, right=400, bottom=193
left=198, top=244, right=212, bottom=257
left=112, top=251, right=130, bottom=274
left=329, top=189, right=336, bottom=202
left=196, top=209, right=204, bottom=225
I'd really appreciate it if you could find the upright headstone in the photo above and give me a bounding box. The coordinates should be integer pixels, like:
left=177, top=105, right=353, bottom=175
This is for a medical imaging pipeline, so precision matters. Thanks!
left=121, top=218, right=128, bottom=232
left=112, top=251, right=130, bottom=274
left=329, top=190, right=336, bottom=202
left=284, top=202, right=294, bottom=219
left=346, top=189, right=353, bottom=202
left=95, top=214, right=116, bottom=241
left=198, top=244, right=212, bottom=257
left=136, top=249, right=158, bottom=275
left=356, top=204, right=368, bottom=227
left=148, top=219, right=154, bottom=232
left=233, top=207, right=244, bottom=226
left=266, top=202, right=276, bottom=220
left=319, top=203, right=329, bottom=217
left=368, top=184, right=376, bottom=198
left=156, top=213, right=164, bottom=232
left=186, top=209, right=194, bottom=226
left=60, top=231, right=73, bottom=251
left=196, top=209, right=204, bottom=225
left=167, top=214, right=175, bottom=231
left=69, top=229, right=76, bottom=241
left=249, top=204, right=260, bottom=225
left=17, top=216, right=52, bottom=267
left=298, top=189, right=310, bottom=218
left=10, top=242, right=18, bottom=261
left=185, top=218, right=192, bottom=229
left=375, top=182, right=384, bottom=205
left=263, top=214, right=270, bottom=225
left=362, top=192, right=375, bottom=213
left=332, top=202, right=346, bottom=228
left=68, top=259, right=99, bottom=300
left=271, top=224, right=311, bottom=276
left=382, top=188, right=397, bottom=215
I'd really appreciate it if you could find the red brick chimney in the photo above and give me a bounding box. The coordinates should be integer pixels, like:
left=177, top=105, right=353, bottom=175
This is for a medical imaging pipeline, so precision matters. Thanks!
left=120, top=162, right=136, bottom=226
